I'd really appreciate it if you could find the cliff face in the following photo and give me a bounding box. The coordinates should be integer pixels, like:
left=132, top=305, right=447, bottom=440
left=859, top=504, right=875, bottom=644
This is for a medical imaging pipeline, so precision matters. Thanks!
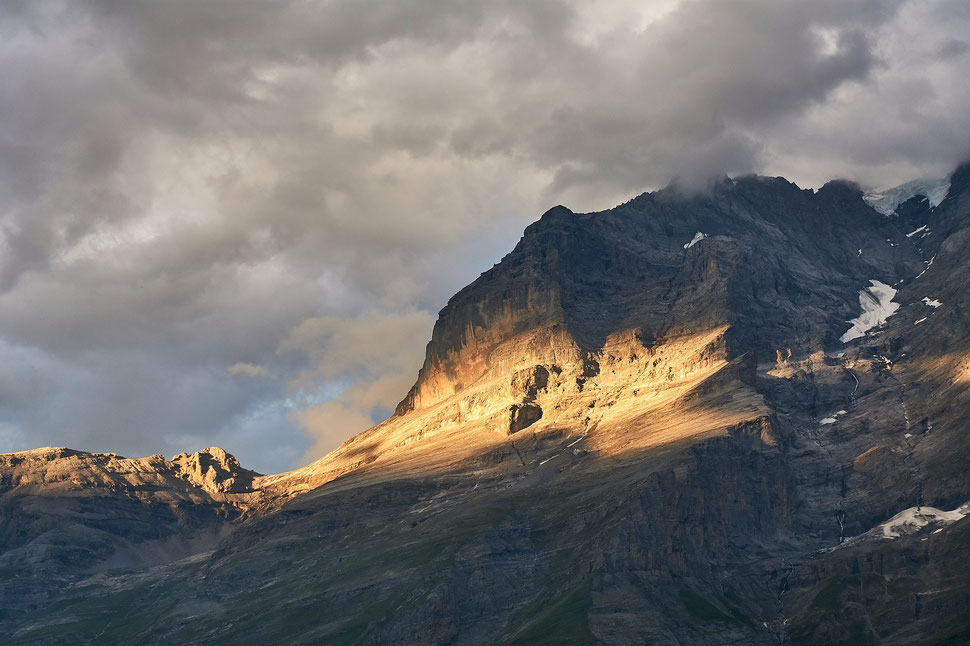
left=397, top=176, right=920, bottom=416
left=4, top=165, right=970, bottom=644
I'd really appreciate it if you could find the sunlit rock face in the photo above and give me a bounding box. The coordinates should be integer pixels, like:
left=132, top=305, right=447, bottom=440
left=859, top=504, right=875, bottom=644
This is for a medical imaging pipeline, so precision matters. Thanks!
left=0, top=446, right=258, bottom=503
left=170, top=446, right=259, bottom=495
left=5, top=164, right=970, bottom=644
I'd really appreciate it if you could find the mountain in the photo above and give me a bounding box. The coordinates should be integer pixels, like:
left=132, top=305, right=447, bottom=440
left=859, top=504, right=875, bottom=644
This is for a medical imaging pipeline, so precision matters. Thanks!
left=3, top=163, right=970, bottom=644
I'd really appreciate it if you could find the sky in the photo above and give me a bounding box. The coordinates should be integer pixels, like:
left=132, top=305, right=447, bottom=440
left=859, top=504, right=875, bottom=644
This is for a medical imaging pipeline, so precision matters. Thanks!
left=1, top=0, right=969, bottom=474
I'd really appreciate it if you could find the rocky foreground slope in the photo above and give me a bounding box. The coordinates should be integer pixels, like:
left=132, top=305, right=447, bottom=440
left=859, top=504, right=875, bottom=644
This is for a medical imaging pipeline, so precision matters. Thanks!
left=3, top=164, right=970, bottom=644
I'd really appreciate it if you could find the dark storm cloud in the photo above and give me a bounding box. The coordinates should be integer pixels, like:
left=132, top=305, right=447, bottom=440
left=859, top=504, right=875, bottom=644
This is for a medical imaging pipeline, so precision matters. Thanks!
left=0, top=0, right=967, bottom=472
left=939, top=39, right=969, bottom=59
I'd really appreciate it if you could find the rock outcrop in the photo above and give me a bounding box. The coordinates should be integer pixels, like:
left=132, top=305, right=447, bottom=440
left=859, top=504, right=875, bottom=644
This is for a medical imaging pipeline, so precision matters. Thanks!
left=170, top=446, right=259, bottom=495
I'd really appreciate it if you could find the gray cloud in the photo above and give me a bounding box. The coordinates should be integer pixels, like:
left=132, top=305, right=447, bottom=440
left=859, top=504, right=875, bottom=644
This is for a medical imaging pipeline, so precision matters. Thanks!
left=0, top=0, right=967, bottom=472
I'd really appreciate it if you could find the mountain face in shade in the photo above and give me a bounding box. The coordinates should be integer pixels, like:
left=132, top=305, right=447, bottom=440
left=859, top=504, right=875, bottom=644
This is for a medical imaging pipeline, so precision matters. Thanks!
left=4, top=163, right=970, bottom=644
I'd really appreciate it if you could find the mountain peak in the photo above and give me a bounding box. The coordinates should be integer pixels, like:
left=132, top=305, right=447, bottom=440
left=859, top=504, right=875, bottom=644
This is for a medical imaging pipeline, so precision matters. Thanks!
left=393, top=169, right=922, bottom=422
left=170, top=446, right=259, bottom=494
left=538, top=204, right=574, bottom=219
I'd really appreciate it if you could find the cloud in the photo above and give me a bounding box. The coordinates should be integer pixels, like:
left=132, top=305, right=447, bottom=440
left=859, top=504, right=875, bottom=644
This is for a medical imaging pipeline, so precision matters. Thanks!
left=759, top=0, right=970, bottom=187
left=292, top=372, right=418, bottom=462
left=227, top=362, right=268, bottom=378
left=279, top=310, right=434, bottom=459
left=279, top=310, right=433, bottom=382
left=0, top=0, right=967, bottom=471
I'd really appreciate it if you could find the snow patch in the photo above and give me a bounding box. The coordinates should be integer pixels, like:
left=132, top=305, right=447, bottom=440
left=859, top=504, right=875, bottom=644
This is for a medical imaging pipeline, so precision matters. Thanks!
left=820, top=410, right=848, bottom=426
left=877, top=502, right=970, bottom=539
left=906, top=225, right=928, bottom=238
left=863, top=177, right=950, bottom=216
left=840, top=280, right=900, bottom=343
left=914, top=254, right=936, bottom=281
left=915, top=317, right=927, bottom=325
left=683, top=231, right=707, bottom=249
left=922, top=297, right=942, bottom=308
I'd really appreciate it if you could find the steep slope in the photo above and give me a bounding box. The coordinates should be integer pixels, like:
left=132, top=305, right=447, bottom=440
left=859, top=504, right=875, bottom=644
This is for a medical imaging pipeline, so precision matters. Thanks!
left=3, top=165, right=970, bottom=644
